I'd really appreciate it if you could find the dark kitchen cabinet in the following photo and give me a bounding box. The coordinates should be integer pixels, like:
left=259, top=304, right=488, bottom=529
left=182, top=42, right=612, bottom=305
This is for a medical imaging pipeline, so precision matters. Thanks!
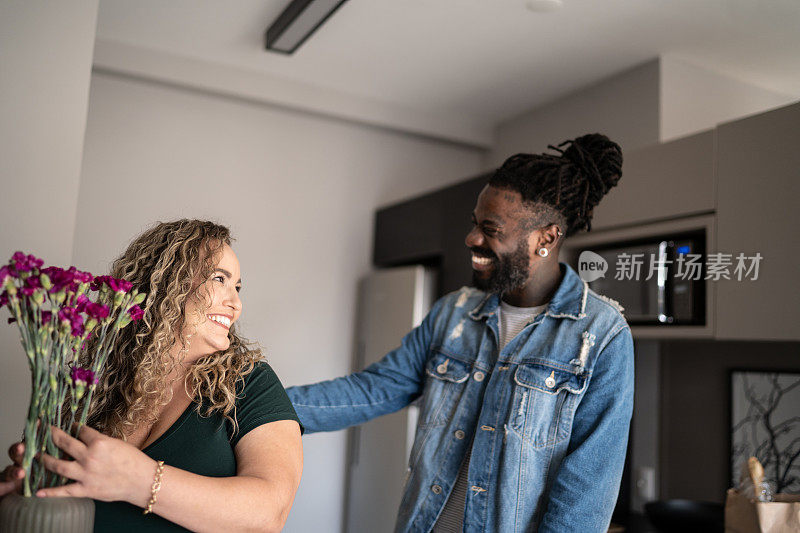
left=373, top=173, right=490, bottom=297
left=438, top=177, right=491, bottom=294
left=373, top=191, right=445, bottom=266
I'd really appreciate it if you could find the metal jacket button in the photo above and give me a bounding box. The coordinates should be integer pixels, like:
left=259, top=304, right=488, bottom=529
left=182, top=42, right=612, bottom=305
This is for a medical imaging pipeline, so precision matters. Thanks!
left=454, top=430, right=465, bottom=440
left=431, top=484, right=442, bottom=494
left=473, top=371, right=485, bottom=382
left=545, top=371, right=556, bottom=389
left=437, top=360, right=448, bottom=374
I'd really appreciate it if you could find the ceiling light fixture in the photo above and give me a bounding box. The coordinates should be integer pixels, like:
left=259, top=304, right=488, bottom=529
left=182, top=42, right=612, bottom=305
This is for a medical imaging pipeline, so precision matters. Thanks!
left=265, top=0, right=350, bottom=55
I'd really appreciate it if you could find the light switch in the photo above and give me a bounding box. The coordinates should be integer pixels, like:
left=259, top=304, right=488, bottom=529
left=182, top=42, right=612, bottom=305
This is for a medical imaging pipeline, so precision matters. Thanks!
left=635, top=466, right=656, bottom=502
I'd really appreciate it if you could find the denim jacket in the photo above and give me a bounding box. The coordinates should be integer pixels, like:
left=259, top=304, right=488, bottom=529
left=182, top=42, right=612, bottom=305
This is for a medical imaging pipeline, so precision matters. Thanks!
left=287, top=263, right=634, bottom=532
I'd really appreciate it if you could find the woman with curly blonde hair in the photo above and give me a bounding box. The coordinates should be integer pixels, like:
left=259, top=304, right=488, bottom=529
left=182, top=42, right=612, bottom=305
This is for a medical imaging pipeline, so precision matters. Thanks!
left=1, top=220, right=303, bottom=532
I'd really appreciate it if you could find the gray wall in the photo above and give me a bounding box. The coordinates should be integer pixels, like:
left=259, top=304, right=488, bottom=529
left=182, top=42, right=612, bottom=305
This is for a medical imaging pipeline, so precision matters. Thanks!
left=486, top=60, right=661, bottom=167
left=74, top=71, right=484, bottom=532
left=659, top=340, right=800, bottom=502
left=0, top=0, right=98, bottom=464
left=487, top=56, right=798, bottom=169
left=660, top=56, right=796, bottom=142
left=631, top=340, right=661, bottom=512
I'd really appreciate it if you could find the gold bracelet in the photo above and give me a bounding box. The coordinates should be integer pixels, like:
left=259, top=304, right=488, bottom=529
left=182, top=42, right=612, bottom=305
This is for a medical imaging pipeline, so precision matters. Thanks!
left=143, top=460, right=165, bottom=515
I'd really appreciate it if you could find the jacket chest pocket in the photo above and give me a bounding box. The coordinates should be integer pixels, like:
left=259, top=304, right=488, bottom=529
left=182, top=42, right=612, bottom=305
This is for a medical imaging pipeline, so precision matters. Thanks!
left=418, top=351, right=471, bottom=428
left=508, top=362, right=587, bottom=448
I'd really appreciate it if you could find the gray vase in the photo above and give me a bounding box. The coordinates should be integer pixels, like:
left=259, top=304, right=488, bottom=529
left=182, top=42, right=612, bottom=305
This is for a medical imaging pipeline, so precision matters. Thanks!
left=0, top=492, right=94, bottom=532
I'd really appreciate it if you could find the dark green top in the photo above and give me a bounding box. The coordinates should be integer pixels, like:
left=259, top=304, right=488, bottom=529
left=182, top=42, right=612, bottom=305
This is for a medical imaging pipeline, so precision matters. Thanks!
left=93, top=361, right=302, bottom=533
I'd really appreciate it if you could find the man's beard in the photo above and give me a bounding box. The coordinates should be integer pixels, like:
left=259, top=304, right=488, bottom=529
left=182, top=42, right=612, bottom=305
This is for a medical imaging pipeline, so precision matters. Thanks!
left=471, top=239, right=531, bottom=294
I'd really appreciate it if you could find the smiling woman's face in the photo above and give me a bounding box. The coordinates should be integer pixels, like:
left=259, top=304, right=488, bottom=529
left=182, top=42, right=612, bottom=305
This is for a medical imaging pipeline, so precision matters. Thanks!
left=181, top=243, right=242, bottom=361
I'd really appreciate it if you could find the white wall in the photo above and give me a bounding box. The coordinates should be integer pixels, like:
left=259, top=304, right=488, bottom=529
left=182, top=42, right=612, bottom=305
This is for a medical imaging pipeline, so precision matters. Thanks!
left=487, top=60, right=661, bottom=167
left=74, top=71, right=483, bottom=532
left=93, top=40, right=493, bottom=149
left=0, top=0, right=98, bottom=461
left=660, top=56, right=797, bottom=142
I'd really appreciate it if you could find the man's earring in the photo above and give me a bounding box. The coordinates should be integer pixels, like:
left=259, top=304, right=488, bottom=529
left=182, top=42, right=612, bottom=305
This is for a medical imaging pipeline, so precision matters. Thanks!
left=537, top=248, right=549, bottom=257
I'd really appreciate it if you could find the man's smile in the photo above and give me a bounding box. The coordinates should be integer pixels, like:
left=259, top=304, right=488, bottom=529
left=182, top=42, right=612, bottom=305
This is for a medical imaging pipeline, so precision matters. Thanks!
left=471, top=253, right=494, bottom=271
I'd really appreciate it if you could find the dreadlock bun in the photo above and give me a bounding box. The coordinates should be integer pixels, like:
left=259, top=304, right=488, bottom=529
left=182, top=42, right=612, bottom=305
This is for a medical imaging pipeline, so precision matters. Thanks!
left=489, top=133, right=623, bottom=237
left=559, top=133, right=622, bottom=233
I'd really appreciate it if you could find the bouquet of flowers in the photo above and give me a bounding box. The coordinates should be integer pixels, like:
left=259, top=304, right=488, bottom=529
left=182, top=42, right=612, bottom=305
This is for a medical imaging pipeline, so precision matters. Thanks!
left=0, top=252, right=145, bottom=497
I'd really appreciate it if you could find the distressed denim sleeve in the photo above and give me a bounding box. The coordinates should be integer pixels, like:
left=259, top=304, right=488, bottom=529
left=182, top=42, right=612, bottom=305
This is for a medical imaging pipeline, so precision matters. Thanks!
left=284, top=298, right=442, bottom=433
left=538, top=323, right=635, bottom=533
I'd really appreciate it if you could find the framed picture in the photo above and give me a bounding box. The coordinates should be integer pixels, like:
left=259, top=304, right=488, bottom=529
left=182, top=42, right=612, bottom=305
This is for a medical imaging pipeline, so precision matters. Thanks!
left=730, top=370, right=800, bottom=492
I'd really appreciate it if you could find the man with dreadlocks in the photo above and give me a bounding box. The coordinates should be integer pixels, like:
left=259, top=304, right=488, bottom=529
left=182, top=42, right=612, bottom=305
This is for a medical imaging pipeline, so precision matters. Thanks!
left=288, top=133, right=633, bottom=532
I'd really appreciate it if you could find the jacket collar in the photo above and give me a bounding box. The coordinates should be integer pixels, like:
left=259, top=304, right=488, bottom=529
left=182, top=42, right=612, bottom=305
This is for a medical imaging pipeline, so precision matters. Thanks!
left=468, top=262, right=588, bottom=321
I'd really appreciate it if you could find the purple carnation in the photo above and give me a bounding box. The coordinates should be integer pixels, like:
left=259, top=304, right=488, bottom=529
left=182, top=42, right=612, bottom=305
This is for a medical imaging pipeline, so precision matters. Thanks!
left=70, top=367, right=97, bottom=386
left=0, top=265, right=12, bottom=284
left=57, top=306, right=75, bottom=322
left=42, top=266, right=73, bottom=293
left=11, top=252, right=28, bottom=271
left=75, top=294, right=90, bottom=312
left=127, top=305, right=144, bottom=322
left=20, top=277, right=42, bottom=298
left=86, top=302, right=109, bottom=320
left=12, top=252, right=43, bottom=273
left=41, top=310, right=52, bottom=323
left=71, top=268, right=92, bottom=284
left=40, top=266, right=63, bottom=277
left=41, top=267, right=93, bottom=295
left=92, top=275, right=133, bottom=294
left=76, top=295, right=109, bottom=320
left=58, top=306, right=85, bottom=337
left=110, top=278, right=132, bottom=293
left=0, top=291, right=7, bottom=308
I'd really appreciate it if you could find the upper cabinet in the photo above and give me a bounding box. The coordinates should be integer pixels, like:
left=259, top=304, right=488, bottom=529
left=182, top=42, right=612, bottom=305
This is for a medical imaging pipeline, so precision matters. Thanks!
left=714, top=102, right=800, bottom=341
left=373, top=173, right=489, bottom=296
left=591, top=131, right=716, bottom=230
left=374, top=191, right=445, bottom=267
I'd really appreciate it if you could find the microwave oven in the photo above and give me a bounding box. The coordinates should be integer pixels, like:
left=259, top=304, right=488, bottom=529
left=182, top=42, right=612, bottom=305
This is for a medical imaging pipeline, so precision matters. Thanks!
left=576, top=230, right=706, bottom=326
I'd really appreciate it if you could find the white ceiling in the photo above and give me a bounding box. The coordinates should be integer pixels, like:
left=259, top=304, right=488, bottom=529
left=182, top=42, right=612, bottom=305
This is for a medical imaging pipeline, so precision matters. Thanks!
left=95, top=0, right=800, bottom=145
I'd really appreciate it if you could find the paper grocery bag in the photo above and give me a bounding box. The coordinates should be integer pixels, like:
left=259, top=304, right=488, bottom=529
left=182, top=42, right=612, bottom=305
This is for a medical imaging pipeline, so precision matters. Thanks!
left=726, top=489, right=761, bottom=533
left=725, top=488, right=800, bottom=533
